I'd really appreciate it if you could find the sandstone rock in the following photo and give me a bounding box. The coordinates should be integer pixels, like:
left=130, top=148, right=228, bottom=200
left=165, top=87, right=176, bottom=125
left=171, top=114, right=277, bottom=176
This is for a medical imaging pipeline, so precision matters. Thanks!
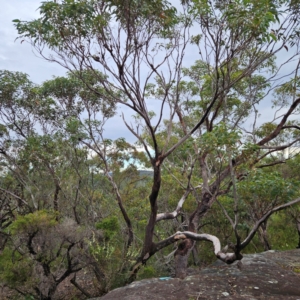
left=91, top=249, right=300, bottom=300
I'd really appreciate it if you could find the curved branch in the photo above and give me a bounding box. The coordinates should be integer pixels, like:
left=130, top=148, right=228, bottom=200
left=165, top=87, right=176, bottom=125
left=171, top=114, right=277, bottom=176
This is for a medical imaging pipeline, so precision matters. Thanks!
left=282, top=125, right=300, bottom=131
left=257, top=98, right=300, bottom=146
left=257, top=160, right=286, bottom=168
left=240, top=197, right=300, bottom=250
left=259, top=138, right=300, bottom=150
left=156, top=190, right=191, bottom=222
left=156, top=159, right=198, bottom=222
left=162, top=92, right=220, bottom=159
left=155, top=231, right=239, bottom=264
left=122, top=113, right=153, bottom=161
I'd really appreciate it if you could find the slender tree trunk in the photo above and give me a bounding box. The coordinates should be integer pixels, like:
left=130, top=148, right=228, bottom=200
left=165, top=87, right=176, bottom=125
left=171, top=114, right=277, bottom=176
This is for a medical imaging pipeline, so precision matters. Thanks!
left=173, top=150, right=240, bottom=279
left=296, top=221, right=300, bottom=249
left=128, top=163, right=161, bottom=282
left=53, top=183, right=60, bottom=212
left=258, top=221, right=271, bottom=251
left=192, top=245, right=200, bottom=266
left=107, top=174, right=133, bottom=248
left=142, top=164, right=161, bottom=256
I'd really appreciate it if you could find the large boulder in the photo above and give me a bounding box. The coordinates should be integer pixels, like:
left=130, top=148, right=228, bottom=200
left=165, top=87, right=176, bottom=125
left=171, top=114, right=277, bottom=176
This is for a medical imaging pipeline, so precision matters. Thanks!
left=92, top=249, right=300, bottom=300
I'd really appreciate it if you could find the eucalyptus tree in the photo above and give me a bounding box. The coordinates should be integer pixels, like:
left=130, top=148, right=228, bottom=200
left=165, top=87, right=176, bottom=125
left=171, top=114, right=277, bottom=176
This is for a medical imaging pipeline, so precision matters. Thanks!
left=13, top=0, right=300, bottom=282
left=0, top=70, right=86, bottom=216
left=0, top=70, right=133, bottom=298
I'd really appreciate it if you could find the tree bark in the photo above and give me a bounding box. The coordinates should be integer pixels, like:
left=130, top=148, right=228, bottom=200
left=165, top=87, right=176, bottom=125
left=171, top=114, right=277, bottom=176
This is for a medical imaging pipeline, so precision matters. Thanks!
left=192, top=245, right=200, bottom=266
left=142, top=164, right=161, bottom=256
left=53, top=183, right=60, bottom=212
left=174, top=191, right=214, bottom=278
left=174, top=239, right=195, bottom=279
left=296, top=221, right=300, bottom=249
left=128, top=162, right=162, bottom=282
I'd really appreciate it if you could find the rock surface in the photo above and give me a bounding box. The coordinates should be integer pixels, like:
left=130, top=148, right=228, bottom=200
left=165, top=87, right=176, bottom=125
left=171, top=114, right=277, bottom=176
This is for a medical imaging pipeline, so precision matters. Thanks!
left=92, top=249, right=300, bottom=300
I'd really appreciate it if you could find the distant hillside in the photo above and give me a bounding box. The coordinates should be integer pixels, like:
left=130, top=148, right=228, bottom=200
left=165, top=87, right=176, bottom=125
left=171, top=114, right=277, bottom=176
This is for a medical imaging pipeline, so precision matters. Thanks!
left=138, top=170, right=153, bottom=176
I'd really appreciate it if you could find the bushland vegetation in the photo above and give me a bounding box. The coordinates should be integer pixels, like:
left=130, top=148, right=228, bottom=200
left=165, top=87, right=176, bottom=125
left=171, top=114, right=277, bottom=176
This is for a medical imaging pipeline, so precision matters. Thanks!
left=1, top=0, right=300, bottom=298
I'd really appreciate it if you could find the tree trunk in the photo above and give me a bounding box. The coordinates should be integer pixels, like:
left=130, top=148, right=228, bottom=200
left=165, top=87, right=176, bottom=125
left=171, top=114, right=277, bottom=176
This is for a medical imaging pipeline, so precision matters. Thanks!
left=128, top=163, right=161, bottom=282
left=53, top=183, right=60, bottom=212
left=258, top=221, right=271, bottom=251
left=192, top=245, right=200, bottom=266
left=174, top=192, right=213, bottom=278
left=174, top=239, right=194, bottom=279
left=142, top=164, right=161, bottom=255
left=296, top=221, right=300, bottom=249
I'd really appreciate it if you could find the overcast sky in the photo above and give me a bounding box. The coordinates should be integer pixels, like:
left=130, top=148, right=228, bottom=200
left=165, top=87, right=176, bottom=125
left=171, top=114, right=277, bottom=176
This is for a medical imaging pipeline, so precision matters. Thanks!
left=0, top=0, right=66, bottom=83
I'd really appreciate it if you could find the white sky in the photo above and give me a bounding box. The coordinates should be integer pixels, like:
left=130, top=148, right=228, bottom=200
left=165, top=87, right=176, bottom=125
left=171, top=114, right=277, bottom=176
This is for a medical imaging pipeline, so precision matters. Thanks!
left=0, top=0, right=66, bottom=83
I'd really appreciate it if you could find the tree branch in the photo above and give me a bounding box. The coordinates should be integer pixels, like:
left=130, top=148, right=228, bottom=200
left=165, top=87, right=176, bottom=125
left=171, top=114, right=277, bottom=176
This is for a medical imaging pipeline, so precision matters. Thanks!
left=240, top=197, right=300, bottom=249
left=257, top=98, right=300, bottom=146
left=155, top=231, right=239, bottom=264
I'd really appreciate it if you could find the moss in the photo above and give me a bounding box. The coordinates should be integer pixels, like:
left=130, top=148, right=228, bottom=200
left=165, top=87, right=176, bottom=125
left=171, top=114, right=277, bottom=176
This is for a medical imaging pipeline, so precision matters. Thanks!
left=293, top=267, right=300, bottom=273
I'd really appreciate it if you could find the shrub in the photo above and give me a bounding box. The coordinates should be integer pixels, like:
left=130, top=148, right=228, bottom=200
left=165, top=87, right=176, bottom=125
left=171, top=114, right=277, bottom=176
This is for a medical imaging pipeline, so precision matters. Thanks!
left=95, top=216, right=120, bottom=239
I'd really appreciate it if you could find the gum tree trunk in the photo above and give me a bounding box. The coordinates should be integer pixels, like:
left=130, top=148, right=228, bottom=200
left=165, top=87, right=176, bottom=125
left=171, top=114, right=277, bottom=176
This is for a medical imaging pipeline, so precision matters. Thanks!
left=173, top=155, right=231, bottom=278
left=174, top=191, right=215, bottom=278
